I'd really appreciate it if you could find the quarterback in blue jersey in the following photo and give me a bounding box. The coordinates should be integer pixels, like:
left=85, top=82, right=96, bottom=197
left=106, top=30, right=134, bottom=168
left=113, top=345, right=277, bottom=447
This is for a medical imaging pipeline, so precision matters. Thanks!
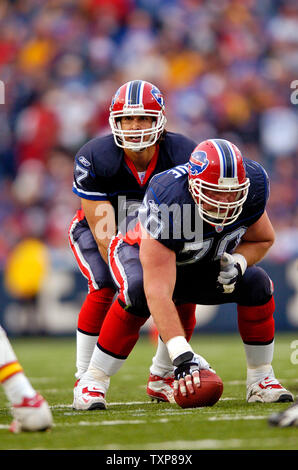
left=68, top=80, right=197, bottom=409
left=81, top=138, right=293, bottom=407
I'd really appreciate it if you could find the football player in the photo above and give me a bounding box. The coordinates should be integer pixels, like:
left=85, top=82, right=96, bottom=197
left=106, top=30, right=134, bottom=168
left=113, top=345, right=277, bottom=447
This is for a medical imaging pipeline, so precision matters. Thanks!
left=0, top=325, right=53, bottom=432
left=78, top=138, right=293, bottom=407
left=69, top=80, right=197, bottom=409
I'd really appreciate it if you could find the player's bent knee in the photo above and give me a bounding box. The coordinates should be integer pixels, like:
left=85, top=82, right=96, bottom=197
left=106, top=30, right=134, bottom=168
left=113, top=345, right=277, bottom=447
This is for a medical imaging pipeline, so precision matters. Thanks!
left=237, top=266, right=273, bottom=306
left=123, top=276, right=150, bottom=318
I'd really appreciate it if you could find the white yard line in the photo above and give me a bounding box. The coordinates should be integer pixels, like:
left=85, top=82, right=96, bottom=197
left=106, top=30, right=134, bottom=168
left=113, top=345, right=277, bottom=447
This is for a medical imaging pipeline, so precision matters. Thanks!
left=208, top=414, right=266, bottom=421
left=101, top=437, right=290, bottom=450
left=51, top=396, right=238, bottom=409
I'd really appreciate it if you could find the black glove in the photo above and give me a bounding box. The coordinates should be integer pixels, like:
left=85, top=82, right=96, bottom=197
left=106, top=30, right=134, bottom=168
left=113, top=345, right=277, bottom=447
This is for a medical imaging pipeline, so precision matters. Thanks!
left=174, top=354, right=198, bottom=380
left=173, top=352, right=212, bottom=393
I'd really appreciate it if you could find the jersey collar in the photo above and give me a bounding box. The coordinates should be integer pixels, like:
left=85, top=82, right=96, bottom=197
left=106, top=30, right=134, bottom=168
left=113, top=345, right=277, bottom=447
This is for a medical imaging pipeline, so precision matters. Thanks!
left=124, top=145, right=159, bottom=187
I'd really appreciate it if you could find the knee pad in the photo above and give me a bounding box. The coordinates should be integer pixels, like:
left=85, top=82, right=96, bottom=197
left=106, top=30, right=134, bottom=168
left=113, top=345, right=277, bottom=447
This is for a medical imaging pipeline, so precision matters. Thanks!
left=237, top=295, right=275, bottom=344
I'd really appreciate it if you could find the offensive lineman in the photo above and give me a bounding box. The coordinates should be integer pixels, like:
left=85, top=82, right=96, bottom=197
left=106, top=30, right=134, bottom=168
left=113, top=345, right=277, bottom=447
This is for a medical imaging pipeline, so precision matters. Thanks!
left=69, top=80, right=197, bottom=409
left=79, top=139, right=293, bottom=406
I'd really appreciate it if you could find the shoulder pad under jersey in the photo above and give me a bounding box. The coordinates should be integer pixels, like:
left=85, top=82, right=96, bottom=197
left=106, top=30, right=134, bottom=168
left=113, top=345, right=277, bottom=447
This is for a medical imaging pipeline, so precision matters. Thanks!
left=75, top=134, right=123, bottom=178
left=160, top=132, right=197, bottom=166
left=244, top=158, right=270, bottom=209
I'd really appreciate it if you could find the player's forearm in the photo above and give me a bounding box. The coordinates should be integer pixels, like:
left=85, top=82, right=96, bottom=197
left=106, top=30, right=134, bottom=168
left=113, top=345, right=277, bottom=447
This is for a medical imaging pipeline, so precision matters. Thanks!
left=145, top=295, right=185, bottom=343
left=140, top=234, right=181, bottom=342
left=235, top=211, right=275, bottom=266
left=234, top=239, right=274, bottom=266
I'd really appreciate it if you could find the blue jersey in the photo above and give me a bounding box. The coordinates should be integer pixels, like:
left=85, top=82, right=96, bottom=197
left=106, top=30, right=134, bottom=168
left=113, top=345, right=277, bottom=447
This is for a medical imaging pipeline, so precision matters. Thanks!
left=72, top=132, right=197, bottom=230
left=137, top=158, right=269, bottom=266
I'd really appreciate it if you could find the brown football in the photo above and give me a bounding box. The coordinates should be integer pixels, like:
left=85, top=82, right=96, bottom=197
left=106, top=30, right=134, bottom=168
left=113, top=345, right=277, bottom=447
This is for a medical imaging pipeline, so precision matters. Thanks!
left=174, top=369, right=223, bottom=409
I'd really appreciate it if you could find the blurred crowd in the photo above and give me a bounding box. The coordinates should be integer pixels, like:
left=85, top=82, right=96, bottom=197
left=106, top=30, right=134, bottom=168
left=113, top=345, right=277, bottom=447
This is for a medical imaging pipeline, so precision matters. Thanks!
left=0, top=0, right=297, bottom=270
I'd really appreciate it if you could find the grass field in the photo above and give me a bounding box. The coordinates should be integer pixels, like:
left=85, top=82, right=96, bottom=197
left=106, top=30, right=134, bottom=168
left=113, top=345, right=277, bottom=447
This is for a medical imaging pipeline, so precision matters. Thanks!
left=0, top=333, right=297, bottom=451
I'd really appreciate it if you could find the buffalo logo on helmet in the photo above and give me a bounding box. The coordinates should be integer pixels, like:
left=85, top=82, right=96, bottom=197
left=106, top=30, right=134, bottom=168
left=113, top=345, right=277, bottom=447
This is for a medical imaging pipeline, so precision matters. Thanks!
left=188, top=150, right=209, bottom=176
left=151, top=85, right=164, bottom=108
left=110, top=88, right=120, bottom=111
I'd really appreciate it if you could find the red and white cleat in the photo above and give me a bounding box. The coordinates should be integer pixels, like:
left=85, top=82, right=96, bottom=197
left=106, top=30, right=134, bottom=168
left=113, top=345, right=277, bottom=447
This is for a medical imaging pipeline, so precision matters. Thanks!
left=247, top=375, right=294, bottom=403
left=10, top=393, right=53, bottom=433
left=72, top=379, right=107, bottom=410
left=147, top=373, right=175, bottom=403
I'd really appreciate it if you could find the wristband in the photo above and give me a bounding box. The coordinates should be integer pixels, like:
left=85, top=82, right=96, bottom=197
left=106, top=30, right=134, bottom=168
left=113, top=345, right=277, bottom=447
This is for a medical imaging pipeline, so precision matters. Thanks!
left=166, top=336, right=193, bottom=364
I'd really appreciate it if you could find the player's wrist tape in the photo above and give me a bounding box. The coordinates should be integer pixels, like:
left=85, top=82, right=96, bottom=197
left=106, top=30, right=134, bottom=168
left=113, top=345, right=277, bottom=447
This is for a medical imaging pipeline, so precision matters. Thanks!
left=166, top=336, right=194, bottom=365
left=232, top=253, right=247, bottom=275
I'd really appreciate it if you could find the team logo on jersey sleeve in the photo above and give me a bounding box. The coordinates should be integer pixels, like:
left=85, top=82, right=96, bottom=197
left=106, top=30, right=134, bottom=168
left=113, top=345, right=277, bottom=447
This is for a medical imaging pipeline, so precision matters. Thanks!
left=78, top=155, right=91, bottom=167
left=188, top=150, right=209, bottom=175
left=148, top=199, right=160, bottom=213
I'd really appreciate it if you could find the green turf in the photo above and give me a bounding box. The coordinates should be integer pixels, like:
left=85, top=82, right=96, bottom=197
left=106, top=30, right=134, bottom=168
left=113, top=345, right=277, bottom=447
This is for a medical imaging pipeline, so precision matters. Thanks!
left=0, top=333, right=297, bottom=450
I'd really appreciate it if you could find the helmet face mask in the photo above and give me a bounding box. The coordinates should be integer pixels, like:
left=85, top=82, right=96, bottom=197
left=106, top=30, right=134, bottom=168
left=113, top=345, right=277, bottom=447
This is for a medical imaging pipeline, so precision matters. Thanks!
left=188, top=139, right=250, bottom=227
left=189, top=177, right=250, bottom=226
left=109, top=80, right=167, bottom=151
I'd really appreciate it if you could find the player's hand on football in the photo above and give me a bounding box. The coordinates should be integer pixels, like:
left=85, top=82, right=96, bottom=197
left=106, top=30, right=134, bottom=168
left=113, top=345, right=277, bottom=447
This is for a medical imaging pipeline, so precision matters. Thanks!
left=217, top=252, right=247, bottom=294
left=173, top=352, right=212, bottom=397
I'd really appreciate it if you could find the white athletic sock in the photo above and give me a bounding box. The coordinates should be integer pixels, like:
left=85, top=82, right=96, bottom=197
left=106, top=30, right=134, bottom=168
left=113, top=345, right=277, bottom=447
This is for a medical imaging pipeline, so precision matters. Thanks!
left=81, top=366, right=110, bottom=395
left=2, top=373, right=36, bottom=405
left=0, top=325, right=17, bottom=367
left=150, top=336, right=174, bottom=377
left=244, top=341, right=275, bottom=386
left=75, top=329, right=98, bottom=379
left=88, top=344, right=125, bottom=377
left=246, top=364, right=274, bottom=386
